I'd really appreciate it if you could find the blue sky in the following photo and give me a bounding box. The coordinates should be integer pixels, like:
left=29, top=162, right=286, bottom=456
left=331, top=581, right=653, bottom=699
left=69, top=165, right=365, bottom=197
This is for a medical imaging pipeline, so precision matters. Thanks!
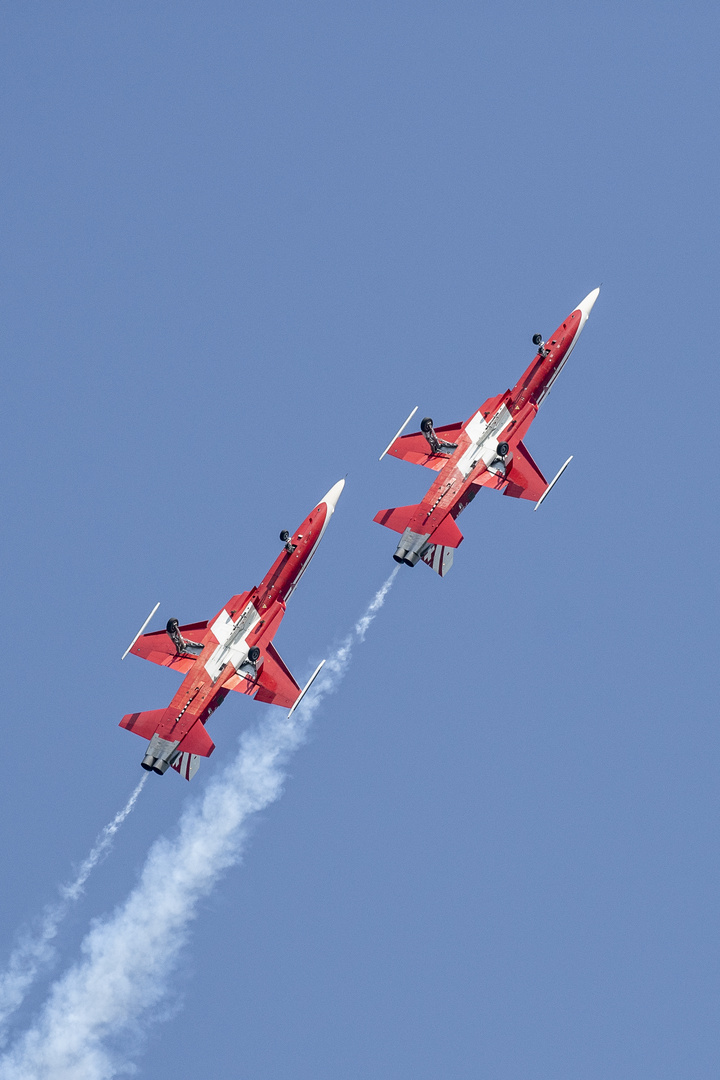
left=0, top=1, right=718, bottom=1077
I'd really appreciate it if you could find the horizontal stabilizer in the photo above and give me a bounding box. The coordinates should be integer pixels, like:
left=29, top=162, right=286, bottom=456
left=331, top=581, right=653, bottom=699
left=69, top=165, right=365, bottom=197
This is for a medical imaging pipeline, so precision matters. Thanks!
left=373, top=504, right=420, bottom=535
left=119, top=708, right=214, bottom=758
left=431, top=514, right=464, bottom=548
left=420, top=544, right=454, bottom=576
left=177, top=720, right=215, bottom=758
left=119, top=708, right=167, bottom=741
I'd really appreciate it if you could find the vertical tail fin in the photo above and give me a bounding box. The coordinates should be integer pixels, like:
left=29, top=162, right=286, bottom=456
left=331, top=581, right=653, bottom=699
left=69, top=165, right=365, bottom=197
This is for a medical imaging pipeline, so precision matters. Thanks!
left=171, top=752, right=201, bottom=781
left=420, top=544, right=454, bottom=576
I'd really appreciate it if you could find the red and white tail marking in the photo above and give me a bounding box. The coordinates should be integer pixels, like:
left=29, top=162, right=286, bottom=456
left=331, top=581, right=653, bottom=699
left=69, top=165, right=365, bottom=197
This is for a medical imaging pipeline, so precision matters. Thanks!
left=171, top=752, right=200, bottom=781
left=421, top=544, right=454, bottom=576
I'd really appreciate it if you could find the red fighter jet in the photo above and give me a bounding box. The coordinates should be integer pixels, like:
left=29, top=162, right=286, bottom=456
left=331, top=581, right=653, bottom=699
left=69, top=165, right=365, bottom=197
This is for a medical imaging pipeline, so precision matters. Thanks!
left=375, top=288, right=600, bottom=575
left=119, top=479, right=345, bottom=779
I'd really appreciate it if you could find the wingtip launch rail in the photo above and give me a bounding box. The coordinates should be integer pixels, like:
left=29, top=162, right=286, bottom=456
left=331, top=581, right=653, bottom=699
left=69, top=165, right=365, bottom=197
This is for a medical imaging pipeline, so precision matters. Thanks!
left=534, top=456, right=573, bottom=511
left=379, top=406, right=418, bottom=461
left=122, top=603, right=160, bottom=661
left=287, top=659, right=326, bottom=718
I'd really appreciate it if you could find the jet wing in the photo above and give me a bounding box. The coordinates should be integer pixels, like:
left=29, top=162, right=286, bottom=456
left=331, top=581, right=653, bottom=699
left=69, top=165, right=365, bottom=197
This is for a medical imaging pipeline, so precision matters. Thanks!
left=503, top=441, right=548, bottom=501
left=225, top=641, right=302, bottom=709
left=129, top=621, right=210, bottom=674
left=467, top=439, right=547, bottom=502
left=387, top=422, right=465, bottom=471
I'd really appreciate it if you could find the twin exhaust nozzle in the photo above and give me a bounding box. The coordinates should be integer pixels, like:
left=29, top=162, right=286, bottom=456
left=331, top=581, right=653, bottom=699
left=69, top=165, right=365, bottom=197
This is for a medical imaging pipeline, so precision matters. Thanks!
left=393, top=527, right=430, bottom=567
left=141, top=753, right=172, bottom=775
left=141, top=734, right=180, bottom=775
left=393, top=547, right=421, bottom=567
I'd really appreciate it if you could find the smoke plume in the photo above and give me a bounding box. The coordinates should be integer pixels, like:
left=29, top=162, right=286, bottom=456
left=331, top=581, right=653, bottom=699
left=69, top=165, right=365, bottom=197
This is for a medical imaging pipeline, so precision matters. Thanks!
left=0, top=776, right=147, bottom=1044
left=0, top=572, right=397, bottom=1080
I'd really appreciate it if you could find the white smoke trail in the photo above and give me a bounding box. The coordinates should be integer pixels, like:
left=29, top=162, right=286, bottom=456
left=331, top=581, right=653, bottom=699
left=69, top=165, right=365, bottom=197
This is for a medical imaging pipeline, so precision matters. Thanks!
left=355, top=567, right=397, bottom=641
left=60, top=777, right=148, bottom=906
left=0, top=776, right=148, bottom=1044
left=0, top=573, right=396, bottom=1080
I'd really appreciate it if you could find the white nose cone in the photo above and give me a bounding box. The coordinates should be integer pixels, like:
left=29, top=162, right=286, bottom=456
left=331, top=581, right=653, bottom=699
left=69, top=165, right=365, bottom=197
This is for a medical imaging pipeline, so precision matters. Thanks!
left=576, top=286, right=600, bottom=329
left=321, top=478, right=345, bottom=515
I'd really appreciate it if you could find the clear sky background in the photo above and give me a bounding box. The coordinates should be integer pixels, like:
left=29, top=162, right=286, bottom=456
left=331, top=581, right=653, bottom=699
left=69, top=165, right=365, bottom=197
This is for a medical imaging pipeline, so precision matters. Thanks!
left=0, top=1, right=718, bottom=1077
